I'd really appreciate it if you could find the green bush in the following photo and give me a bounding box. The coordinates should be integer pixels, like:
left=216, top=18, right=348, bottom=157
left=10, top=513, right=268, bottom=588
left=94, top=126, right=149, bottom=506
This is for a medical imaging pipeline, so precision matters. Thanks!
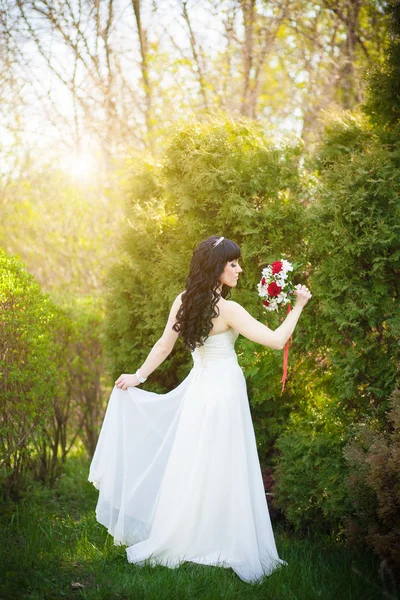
left=0, top=249, right=59, bottom=496
left=309, top=141, right=400, bottom=414
left=272, top=394, right=352, bottom=535
left=307, top=1, right=400, bottom=419
left=33, top=294, right=110, bottom=475
left=61, top=295, right=110, bottom=459
left=313, top=111, right=374, bottom=170
left=363, top=0, right=400, bottom=139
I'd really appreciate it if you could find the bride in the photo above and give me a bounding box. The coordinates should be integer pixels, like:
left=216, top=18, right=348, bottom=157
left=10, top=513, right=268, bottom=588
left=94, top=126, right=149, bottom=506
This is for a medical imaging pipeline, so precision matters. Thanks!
left=88, top=235, right=311, bottom=584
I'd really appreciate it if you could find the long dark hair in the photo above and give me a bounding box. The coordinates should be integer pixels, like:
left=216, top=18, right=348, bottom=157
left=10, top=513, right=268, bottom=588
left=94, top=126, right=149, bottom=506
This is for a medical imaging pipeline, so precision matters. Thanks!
left=173, top=235, right=241, bottom=351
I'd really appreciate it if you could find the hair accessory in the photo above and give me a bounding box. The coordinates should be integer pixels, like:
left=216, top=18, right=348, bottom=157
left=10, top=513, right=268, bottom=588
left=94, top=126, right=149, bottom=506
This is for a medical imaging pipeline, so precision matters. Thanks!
left=212, top=236, right=224, bottom=248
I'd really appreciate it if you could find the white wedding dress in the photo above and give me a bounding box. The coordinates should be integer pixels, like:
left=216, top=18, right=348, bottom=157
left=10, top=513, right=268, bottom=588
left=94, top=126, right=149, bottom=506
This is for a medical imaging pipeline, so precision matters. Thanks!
left=88, top=327, right=288, bottom=584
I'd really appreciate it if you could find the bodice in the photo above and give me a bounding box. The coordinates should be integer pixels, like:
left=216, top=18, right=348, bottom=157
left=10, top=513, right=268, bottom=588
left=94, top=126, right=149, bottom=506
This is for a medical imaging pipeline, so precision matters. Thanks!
left=191, top=328, right=239, bottom=369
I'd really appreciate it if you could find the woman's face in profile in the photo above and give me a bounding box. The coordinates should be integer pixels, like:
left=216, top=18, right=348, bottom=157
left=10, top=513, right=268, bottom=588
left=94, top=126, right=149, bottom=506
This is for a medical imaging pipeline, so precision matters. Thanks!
left=219, top=258, right=242, bottom=288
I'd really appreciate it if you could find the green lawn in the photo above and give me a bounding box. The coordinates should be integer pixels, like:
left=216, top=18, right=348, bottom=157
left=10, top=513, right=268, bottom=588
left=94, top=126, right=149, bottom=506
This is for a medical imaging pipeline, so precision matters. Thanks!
left=1, top=452, right=398, bottom=600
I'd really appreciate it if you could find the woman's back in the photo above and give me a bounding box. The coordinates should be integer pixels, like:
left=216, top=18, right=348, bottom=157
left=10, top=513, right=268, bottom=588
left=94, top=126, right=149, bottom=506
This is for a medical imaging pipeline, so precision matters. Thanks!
left=175, top=290, right=238, bottom=333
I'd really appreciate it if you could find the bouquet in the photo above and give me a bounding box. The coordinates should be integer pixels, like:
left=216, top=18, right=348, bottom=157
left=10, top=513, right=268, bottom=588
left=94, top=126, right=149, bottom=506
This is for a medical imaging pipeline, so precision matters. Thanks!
left=257, top=259, right=295, bottom=311
left=257, top=259, right=298, bottom=393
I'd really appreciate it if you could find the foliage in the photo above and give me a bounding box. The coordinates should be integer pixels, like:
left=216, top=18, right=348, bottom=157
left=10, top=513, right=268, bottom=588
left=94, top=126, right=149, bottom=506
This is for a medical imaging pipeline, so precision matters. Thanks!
left=61, top=295, right=111, bottom=459
left=34, top=293, right=110, bottom=472
left=0, top=248, right=59, bottom=495
left=0, top=249, right=110, bottom=497
left=343, top=386, right=400, bottom=575
left=363, top=0, right=400, bottom=139
left=313, top=111, right=374, bottom=169
left=309, top=130, right=400, bottom=416
left=272, top=394, right=353, bottom=534
left=0, top=161, right=124, bottom=299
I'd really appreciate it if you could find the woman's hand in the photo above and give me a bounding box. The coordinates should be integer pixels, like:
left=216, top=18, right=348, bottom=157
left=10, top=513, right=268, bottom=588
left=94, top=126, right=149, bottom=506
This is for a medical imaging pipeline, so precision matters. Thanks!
left=293, top=284, right=312, bottom=308
left=115, top=373, right=141, bottom=390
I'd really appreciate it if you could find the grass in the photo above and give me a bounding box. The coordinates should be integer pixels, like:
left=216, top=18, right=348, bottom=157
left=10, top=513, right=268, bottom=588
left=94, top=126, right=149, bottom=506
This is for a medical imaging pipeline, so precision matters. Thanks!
left=1, top=452, right=398, bottom=600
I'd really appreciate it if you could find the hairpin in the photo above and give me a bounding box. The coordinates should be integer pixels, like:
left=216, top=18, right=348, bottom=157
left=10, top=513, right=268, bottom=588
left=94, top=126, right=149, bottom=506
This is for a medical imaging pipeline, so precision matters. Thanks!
left=212, top=236, right=224, bottom=248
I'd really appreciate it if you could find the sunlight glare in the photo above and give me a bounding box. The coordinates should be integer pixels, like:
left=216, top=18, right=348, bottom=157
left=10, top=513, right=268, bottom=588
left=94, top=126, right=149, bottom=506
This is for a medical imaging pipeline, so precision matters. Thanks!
left=61, top=152, right=99, bottom=181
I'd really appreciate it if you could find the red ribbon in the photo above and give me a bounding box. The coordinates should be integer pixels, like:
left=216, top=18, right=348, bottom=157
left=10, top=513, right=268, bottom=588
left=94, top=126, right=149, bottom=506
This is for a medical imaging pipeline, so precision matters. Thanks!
left=281, top=303, right=292, bottom=393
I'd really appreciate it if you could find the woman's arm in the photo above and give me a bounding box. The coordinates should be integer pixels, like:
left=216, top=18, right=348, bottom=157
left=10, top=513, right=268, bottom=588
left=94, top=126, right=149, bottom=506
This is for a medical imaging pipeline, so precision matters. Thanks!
left=115, top=293, right=183, bottom=390
left=224, top=285, right=311, bottom=350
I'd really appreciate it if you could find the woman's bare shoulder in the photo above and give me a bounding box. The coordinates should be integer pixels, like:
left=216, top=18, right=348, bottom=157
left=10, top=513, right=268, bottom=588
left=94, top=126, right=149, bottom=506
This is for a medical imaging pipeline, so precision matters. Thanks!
left=217, top=298, right=244, bottom=321
left=174, top=291, right=186, bottom=307
left=218, top=297, right=242, bottom=310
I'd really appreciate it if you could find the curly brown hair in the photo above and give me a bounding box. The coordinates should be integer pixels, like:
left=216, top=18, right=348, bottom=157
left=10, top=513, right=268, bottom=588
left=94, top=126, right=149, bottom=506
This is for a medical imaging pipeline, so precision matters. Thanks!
left=173, top=235, right=241, bottom=351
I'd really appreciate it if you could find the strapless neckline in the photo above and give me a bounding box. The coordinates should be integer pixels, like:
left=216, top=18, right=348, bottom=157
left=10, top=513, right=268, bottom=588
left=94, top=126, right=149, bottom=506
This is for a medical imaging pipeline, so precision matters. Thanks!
left=192, top=327, right=238, bottom=355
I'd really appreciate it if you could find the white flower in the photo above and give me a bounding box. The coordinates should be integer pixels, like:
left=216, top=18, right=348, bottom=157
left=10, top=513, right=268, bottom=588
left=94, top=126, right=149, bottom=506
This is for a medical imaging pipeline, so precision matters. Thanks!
left=281, top=259, right=293, bottom=272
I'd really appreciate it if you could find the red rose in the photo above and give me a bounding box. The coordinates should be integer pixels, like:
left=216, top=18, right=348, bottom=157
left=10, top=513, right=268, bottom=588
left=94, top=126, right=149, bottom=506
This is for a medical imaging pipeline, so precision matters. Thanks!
left=271, top=261, right=283, bottom=274
left=267, top=281, right=282, bottom=297
left=262, top=300, right=270, bottom=307
left=261, top=277, right=266, bottom=285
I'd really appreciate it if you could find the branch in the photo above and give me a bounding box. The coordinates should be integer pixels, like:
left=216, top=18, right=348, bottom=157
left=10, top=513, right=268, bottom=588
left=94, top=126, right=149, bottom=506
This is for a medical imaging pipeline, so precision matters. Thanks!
left=131, top=0, right=153, bottom=148
left=181, top=0, right=209, bottom=110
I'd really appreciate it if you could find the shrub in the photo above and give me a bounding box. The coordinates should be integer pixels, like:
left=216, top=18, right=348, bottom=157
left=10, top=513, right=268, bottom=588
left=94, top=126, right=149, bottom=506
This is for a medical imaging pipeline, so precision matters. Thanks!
left=309, top=136, right=400, bottom=416
left=0, top=249, right=59, bottom=496
left=62, top=295, right=110, bottom=459
left=272, top=394, right=353, bottom=535
left=343, top=386, right=400, bottom=575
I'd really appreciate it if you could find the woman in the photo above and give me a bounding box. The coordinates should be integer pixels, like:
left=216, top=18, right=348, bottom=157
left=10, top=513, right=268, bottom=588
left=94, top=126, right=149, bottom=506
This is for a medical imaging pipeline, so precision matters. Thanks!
left=88, top=235, right=311, bottom=584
